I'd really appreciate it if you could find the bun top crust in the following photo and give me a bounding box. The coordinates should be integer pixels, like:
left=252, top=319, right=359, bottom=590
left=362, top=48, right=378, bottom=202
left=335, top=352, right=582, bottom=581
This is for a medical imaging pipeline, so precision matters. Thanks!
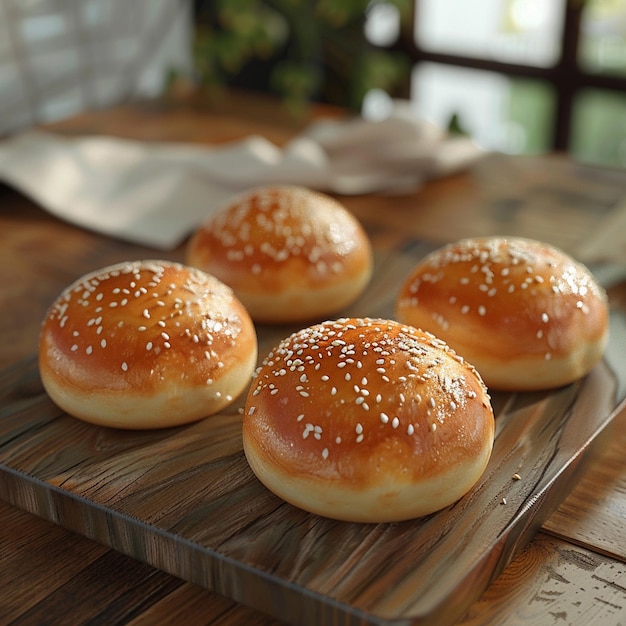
left=395, top=237, right=609, bottom=390
left=186, top=185, right=373, bottom=323
left=242, top=317, right=494, bottom=522
left=39, top=260, right=257, bottom=429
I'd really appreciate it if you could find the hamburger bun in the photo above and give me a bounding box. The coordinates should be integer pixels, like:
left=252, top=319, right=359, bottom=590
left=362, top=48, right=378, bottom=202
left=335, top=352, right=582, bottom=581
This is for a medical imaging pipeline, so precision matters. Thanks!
left=395, top=237, right=609, bottom=390
left=39, top=260, right=258, bottom=429
left=186, top=185, right=373, bottom=323
left=242, top=317, right=494, bottom=522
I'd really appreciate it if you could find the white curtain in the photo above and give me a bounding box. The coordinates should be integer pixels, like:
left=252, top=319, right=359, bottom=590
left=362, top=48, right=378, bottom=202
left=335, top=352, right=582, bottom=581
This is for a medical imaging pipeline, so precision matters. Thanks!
left=0, top=0, right=193, bottom=135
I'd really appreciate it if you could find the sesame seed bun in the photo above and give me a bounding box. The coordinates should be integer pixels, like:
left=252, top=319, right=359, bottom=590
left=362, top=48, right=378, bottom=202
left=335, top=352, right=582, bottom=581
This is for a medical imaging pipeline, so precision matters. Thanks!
left=395, top=237, right=609, bottom=391
left=39, top=260, right=258, bottom=429
left=186, top=185, right=373, bottom=324
left=242, top=317, right=494, bottom=522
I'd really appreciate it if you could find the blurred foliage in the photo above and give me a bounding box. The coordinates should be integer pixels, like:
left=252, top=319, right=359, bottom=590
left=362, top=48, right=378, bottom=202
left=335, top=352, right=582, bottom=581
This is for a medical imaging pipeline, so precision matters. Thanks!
left=191, top=0, right=412, bottom=112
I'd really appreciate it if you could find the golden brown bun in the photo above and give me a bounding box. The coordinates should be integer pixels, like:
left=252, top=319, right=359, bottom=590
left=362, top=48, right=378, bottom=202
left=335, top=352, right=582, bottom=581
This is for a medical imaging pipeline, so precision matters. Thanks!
left=395, top=237, right=609, bottom=391
left=186, top=185, right=373, bottom=324
left=242, top=317, right=494, bottom=522
left=39, top=260, right=258, bottom=429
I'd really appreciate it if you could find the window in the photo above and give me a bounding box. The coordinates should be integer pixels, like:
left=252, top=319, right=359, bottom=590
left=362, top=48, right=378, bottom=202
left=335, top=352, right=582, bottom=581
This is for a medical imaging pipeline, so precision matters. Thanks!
left=373, top=0, right=626, bottom=167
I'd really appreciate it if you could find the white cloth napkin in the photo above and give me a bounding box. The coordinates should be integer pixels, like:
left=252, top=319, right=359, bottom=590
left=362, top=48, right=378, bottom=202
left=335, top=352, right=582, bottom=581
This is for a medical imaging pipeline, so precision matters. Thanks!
left=0, top=101, right=484, bottom=249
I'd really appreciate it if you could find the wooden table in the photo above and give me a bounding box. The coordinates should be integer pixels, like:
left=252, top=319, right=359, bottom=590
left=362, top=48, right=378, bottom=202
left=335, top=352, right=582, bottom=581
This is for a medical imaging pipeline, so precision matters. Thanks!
left=1, top=93, right=625, bottom=625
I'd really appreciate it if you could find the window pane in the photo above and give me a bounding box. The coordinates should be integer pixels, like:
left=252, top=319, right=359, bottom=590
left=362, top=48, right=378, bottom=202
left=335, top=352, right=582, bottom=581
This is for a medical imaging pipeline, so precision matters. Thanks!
left=411, top=62, right=554, bottom=154
left=571, top=89, right=626, bottom=167
left=414, top=0, right=566, bottom=67
left=579, top=0, right=626, bottom=77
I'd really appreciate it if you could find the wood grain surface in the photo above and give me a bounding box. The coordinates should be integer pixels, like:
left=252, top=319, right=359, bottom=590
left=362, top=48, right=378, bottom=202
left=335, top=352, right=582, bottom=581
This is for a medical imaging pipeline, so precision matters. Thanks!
left=1, top=224, right=625, bottom=625
left=1, top=96, right=626, bottom=626
left=2, top=496, right=624, bottom=626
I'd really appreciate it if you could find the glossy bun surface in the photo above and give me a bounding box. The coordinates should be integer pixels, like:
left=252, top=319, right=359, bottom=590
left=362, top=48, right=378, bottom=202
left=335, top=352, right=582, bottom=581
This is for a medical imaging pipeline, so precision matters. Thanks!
left=395, top=237, right=609, bottom=390
left=39, top=260, right=257, bottom=429
left=243, top=317, right=494, bottom=522
left=186, top=185, right=373, bottom=323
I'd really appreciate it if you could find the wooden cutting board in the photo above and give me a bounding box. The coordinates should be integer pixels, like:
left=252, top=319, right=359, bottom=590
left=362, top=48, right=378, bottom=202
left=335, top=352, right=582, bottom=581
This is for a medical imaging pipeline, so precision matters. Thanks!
left=1, top=234, right=625, bottom=626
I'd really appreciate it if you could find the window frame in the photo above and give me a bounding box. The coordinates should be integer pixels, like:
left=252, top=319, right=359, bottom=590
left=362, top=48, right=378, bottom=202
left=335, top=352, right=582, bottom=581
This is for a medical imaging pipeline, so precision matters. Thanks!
left=393, top=0, right=626, bottom=153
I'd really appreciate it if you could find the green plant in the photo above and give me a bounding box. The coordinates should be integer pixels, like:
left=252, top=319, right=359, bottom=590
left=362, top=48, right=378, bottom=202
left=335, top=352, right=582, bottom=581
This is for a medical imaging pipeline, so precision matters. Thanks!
left=192, top=0, right=412, bottom=112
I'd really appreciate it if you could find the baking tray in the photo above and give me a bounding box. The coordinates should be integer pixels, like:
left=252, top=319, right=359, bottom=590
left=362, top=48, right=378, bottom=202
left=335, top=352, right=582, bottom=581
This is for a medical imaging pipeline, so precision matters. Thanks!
left=1, top=237, right=625, bottom=626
